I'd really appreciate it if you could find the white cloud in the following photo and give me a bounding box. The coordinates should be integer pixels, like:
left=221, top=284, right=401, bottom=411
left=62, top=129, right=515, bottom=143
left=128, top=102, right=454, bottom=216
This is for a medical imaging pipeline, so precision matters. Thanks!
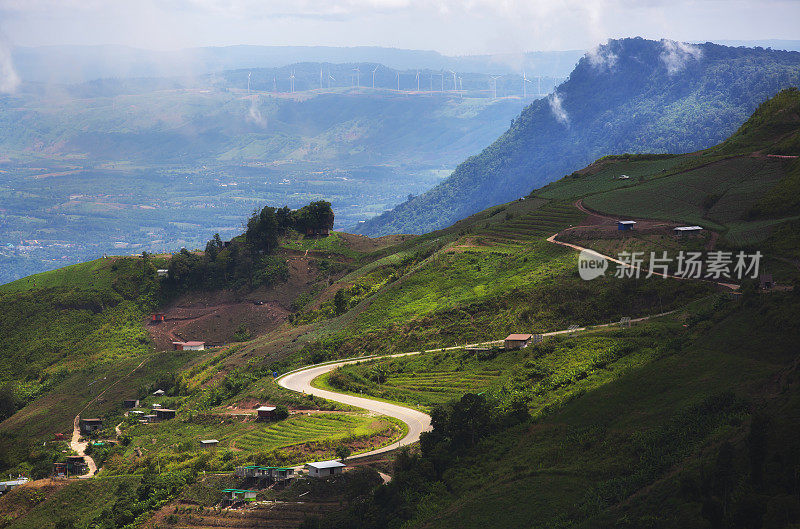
left=0, top=37, right=20, bottom=94
left=1, top=0, right=799, bottom=56
left=659, top=39, right=702, bottom=74
left=549, top=91, right=569, bottom=125
left=586, top=40, right=618, bottom=70
left=246, top=96, right=267, bottom=127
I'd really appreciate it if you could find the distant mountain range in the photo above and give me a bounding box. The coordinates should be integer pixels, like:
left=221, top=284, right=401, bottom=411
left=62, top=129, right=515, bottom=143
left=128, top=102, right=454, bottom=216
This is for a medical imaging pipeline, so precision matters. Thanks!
left=355, top=38, right=800, bottom=236
left=11, top=45, right=585, bottom=85
left=12, top=41, right=799, bottom=88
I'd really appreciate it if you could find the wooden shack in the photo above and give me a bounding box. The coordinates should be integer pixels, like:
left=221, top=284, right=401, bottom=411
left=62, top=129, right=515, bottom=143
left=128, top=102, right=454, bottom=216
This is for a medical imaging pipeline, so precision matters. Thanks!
left=257, top=406, right=276, bottom=420
left=504, top=334, right=533, bottom=350
left=79, top=418, right=103, bottom=435
left=155, top=409, right=176, bottom=421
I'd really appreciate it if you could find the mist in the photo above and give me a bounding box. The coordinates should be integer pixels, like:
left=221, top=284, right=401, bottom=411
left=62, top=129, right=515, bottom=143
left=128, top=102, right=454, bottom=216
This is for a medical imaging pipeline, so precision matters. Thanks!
left=0, top=36, right=20, bottom=94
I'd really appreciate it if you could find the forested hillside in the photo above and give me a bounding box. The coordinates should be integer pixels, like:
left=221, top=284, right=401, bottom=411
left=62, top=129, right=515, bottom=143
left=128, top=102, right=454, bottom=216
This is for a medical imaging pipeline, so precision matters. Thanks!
left=357, top=38, right=800, bottom=236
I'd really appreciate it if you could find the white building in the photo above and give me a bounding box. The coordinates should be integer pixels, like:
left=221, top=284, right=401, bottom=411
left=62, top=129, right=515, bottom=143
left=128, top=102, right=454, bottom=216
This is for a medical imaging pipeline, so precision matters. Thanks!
left=0, top=477, right=29, bottom=494
left=673, top=226, right=704, bottom=237
left=172, top=341, right=205, bottom=351
left=305, top=460, right=346, bottom=478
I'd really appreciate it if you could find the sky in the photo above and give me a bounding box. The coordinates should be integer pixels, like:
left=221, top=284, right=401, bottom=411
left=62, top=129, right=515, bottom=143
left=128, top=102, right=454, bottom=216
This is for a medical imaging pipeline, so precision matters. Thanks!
left=0, top=0, right=799, bottom=55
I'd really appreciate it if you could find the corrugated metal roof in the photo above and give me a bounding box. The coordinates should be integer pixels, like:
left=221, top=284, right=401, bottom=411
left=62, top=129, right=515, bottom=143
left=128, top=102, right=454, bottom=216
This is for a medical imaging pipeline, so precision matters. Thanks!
left=505, top=334, right=532, bottom=341
left=305, top=460, right=346, bottom=469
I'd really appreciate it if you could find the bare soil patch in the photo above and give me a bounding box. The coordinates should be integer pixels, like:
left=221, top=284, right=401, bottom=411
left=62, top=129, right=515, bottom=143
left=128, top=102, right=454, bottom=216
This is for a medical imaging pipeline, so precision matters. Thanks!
left=146, top=251, right=324, bottom=350
left=338, top=232, right=415, bottom=252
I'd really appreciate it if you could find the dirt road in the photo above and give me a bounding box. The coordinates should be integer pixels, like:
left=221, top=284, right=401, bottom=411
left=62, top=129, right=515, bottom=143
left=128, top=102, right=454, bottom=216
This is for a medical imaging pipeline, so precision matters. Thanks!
left=69, top=359, right=146, bottom=478
left=70, top=417, right=97, bottom=478
left=546, top=232, right=739, bottom=290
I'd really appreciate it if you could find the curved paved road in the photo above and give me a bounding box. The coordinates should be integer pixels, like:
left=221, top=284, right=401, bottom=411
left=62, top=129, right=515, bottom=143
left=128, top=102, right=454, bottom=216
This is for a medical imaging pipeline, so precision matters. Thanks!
left=278, top=352, right=433, bottom=459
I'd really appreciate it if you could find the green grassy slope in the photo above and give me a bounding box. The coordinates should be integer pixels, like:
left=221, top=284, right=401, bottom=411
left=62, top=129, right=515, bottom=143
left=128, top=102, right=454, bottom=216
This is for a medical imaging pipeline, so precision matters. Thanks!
left=313, top=291, right=800, bottom=529
left=537, top=88, right=800, bottom=249
left=427, top=295, right=800, bottom=529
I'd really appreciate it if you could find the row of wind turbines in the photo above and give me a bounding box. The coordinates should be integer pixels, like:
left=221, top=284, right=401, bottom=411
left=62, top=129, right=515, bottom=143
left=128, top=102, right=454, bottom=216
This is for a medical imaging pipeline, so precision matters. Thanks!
left=247, top=66, right=556, bottom=99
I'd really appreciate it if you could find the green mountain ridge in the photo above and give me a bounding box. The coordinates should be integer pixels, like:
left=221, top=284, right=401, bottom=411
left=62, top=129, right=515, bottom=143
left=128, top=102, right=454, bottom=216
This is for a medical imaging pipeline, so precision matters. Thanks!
left=357, top=37, right=800, bottom=236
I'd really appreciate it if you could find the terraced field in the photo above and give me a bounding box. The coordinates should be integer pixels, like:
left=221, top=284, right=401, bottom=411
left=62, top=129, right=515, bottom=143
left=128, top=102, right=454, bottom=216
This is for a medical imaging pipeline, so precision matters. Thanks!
left=583, top=157, right=789, bottom=235
left=380, top=369, right=503, bottom=405
left=478, top=202, right=586, bottom=241
left=536, top=156, right=690, bottom=200
left=144, top=500, right=343, bottom=529
left=233, top=413, right=381, bottom=452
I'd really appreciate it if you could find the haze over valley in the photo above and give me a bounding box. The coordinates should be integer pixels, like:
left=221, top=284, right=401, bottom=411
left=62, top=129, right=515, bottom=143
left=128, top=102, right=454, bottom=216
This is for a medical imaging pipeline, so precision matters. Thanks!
left=0, top=58, right=543, bottom=282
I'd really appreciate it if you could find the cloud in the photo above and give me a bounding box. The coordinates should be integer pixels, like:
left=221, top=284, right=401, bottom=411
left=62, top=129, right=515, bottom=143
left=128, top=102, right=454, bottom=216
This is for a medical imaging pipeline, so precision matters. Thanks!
left=659, top=39, right=702, bottom=74
left=586, top=40, right=618, bottom=70
left=246, top=96, right=267, bottom=127
left=0, top=37, right=19, bottom=94
left=549, top=91, right=569, bottom=125
left=3, top=0, right=799, bottom=58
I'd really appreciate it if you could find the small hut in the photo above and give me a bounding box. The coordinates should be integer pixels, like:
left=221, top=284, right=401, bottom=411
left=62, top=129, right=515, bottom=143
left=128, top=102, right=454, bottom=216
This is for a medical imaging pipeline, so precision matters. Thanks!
left=257, top=406, right=276, bottom=421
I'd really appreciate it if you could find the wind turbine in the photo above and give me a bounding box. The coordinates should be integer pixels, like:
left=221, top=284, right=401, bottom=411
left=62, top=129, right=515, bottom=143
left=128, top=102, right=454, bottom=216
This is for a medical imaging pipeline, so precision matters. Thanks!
left=523, top=71, right=534, bottom=98
left=353, top=66, right=360, bottom=89
left=290, top=70, right=295, bottom=93
left=490, top=75, right=501, bottom=99
left=372, top=65, right=379, bottom=89
left=247, top=71, right=251, bottom=94
left=449, top=70, right=457, bottom=92
left=328, top=73, right=335, bottom=89
left=320, top=67, right=324, bottom=89
left=458, top=76, right=464, bottom=97
left=439, top=71, right=444, bottom=92
left=415, top=70, right=420, bottom=92
left=396, top=71, right=400, bottom=91
left=273, top=75, right=277, bottom=93
left=538, top=76, right=542, bottom=96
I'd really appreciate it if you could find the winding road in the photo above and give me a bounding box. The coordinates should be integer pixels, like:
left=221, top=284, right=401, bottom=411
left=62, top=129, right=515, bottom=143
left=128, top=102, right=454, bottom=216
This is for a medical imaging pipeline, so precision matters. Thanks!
left=277, top=216, right=734, bottom=456
left=277, top=308, right=675, bottom=458
left=278, top=352, right=434, bottom=459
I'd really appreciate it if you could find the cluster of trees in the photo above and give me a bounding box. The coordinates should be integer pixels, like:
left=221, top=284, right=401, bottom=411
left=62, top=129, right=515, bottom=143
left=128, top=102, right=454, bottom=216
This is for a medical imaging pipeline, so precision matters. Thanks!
left=245, top=201, right=335, bottom=254
left=167, top=201, right=334, bottom=291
